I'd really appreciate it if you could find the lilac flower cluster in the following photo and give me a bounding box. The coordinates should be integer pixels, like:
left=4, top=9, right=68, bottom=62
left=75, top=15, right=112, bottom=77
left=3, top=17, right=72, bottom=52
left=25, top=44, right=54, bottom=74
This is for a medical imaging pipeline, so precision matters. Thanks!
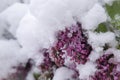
left=50, top=22, right=92, bottom=67
left=39, top=22, right=92, bottom=70
left=37, top=23, right=92, bottom=79
left=91, top=53, right=120, bottom=80
left=5, top=22, right=120, bottom=80
left=39, top=49, right=54, bottom=80
left=7, top=22, right=120, bottom=80
left=40, top=49, right=54, bottom=72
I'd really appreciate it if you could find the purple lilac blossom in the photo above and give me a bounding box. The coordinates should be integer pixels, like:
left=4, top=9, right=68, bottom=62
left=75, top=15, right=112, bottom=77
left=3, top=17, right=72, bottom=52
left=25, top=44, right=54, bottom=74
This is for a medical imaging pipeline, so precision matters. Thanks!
left=38, top=22, right=92, bottom=79
left=6, top=22, right=120, bottom=80
left=50, top=22, right=92, bottom=67
left=91, top=53, right=120, bottom=80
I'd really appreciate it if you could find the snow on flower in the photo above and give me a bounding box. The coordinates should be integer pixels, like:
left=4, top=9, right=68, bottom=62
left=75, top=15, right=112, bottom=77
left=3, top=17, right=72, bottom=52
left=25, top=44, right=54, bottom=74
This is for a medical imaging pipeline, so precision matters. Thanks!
left=53, top=67, right=76, bottom=80
left=0, top=0, right=119, bottom=80
left=88, top=31, right=117, bottom=48
left=77, top=61, right=97, bottom=80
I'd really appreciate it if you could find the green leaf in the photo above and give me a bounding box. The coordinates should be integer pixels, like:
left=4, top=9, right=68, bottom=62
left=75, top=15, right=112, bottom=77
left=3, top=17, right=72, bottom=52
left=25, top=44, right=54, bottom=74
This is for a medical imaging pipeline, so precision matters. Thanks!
left=105, top=1, right=120, bottom=30
left=111, top=14, right=120, bottom=30
left=33, top=73, right=40, bottom=80
left=95, top=23, right=107, bottom=32
left=116, top=43, right=120, bottom=50
left=105, top=1, right=120, bottom=19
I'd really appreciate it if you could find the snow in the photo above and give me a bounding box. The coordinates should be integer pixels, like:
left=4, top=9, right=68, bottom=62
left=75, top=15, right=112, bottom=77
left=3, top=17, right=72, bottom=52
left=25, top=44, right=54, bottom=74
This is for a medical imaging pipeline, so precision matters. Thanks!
left=0, top=39, right=42, bottom=79
left=30, top=0, right=76, bottom=29
left=25, top=67, right=40, bottom=80
left=0, top=40, right=21, bottom=78
left=81, top=3, right=107, bottom=30
left=0, top=19, right=8, bottom=39
left=64, top=0, right=97, bottom=18
left=103, top=0, right=115, bottom=5
left=64, top=55, right=75, bottom=67
left=16, top=12, right=45, bottom=68
left=77, top=61, right=97, bottom=80
left=0, top=3, right=29, bottom=37
left=0, top=0, right=20, bottom=12
left=33, top=52, right=44, bottom=66
left=89, top=47, right=104, bottom=62
left=16, top=0, right=104, bottom=51
left=98, top=0, right=115, bottom=5
left=23, top=0, right=30, bottom=4
left=113, top=50, right=120, bottom=62
left=88, top=31, right=117, bottom=47
left=105, top=48, right=120, bottom=63
left=29, top=0, right=98, bottom=31
left=0, top=0, right=30, bottom=12
left=26, top=73, right=35, bottom=80
left=16, top=12, right=41, bottom=49
left=17, top=0, right=108, bottom=55
left=53, top=67, right=75, bottom=80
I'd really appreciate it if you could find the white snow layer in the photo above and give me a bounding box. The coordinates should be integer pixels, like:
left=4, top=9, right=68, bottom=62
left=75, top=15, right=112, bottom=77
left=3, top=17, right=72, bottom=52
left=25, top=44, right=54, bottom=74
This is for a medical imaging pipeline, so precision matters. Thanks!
left=0, top=0, right=20, bottom=12
left=80, top=3, right=107, bottom=30
left=88, top=31, right=117, bottom=47
left=26, top=67, right=40, bottom=80
left=17, top=0, right=107, bottom=50
left=89, top=47, right=104, bottom=62
left=77, top=62, right=97, bottom=80
left=53, top=67, right=75, bottom=80
left=16, top=12, right=45, bottom=69
left=103, top=0, right=115, bottom=5
left=0, top=40, right=21, bottom=78
left=105, top=48, right=120, bottom=63
left=98, top=0, right=115, bottom=5
left=30, top=0, right=97, bottom=23
left=0, top=3, right=29, bottom=37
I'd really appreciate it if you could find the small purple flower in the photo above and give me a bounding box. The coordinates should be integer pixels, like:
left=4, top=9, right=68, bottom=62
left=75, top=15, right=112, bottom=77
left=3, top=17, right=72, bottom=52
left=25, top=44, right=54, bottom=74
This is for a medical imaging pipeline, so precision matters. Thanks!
left=50, top=22, right=92, bottom=66
left=91, top=53, right=120, bottom=80
left=37, top=22, right=92, bottom=80
left=39, top=49, right=54, bottom=72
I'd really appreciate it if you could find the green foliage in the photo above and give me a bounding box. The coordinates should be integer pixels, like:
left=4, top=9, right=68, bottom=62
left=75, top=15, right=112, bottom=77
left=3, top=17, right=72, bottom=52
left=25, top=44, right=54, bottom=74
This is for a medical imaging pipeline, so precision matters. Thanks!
left=105, top=0, right=120, bottom=19
left=117, top=44, right=120, bottom=49
left=116, top=36, right=120, bottom=50
left=105, top=0, right=120, bottom=30
left=95, top=23, right=107, bottom=32
left=33, top=73, right=40, bottom=80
